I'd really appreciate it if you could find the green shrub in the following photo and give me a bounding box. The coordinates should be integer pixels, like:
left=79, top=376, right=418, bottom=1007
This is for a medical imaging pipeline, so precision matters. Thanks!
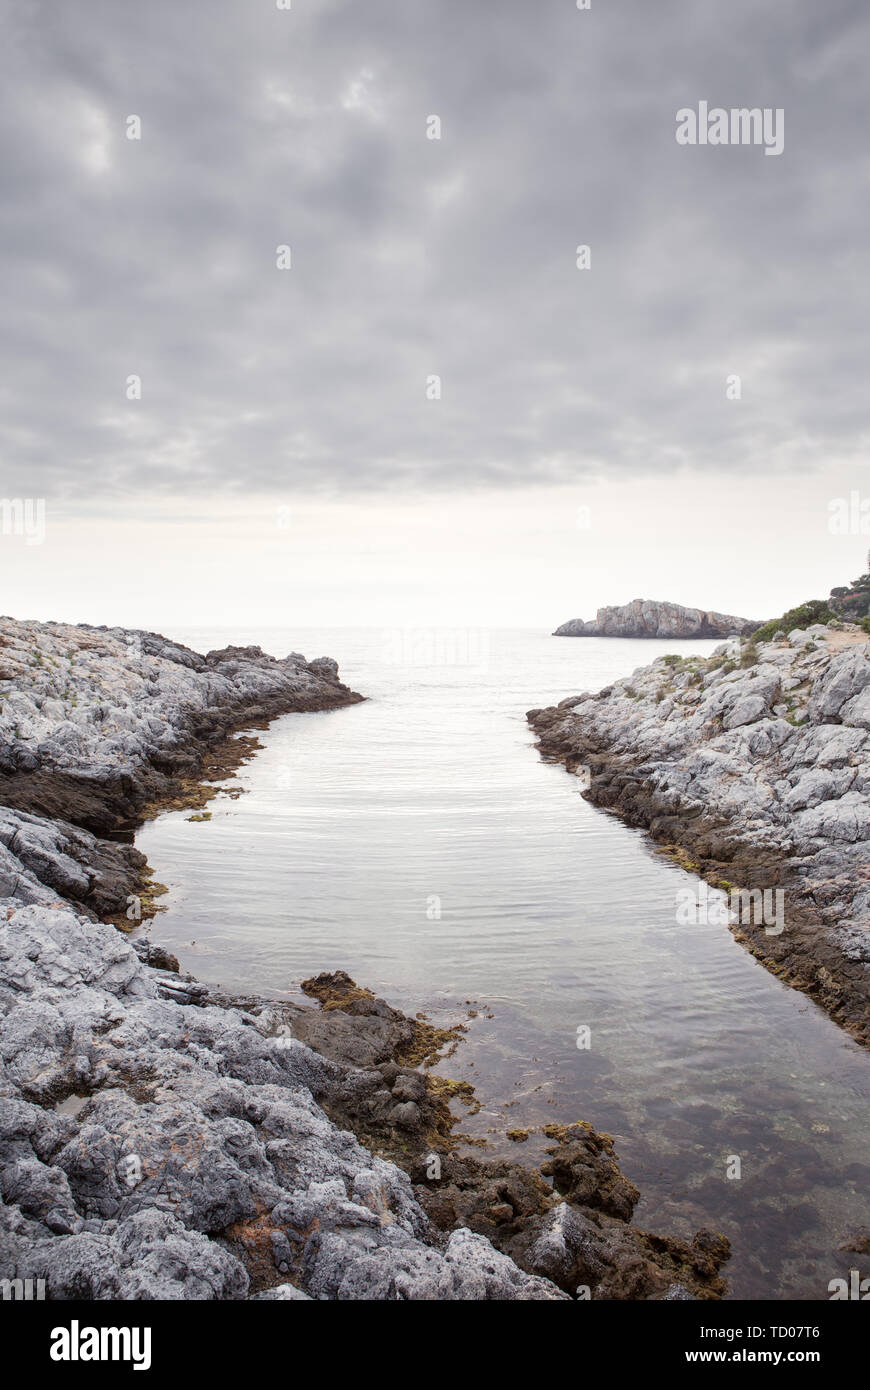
left=752, top=600, right=835, bottom=644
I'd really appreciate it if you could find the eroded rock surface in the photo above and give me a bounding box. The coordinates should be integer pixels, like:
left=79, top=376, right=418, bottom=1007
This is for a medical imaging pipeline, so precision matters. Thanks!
left=529, top=623, right=870, bottom=1040
left=0, top=910, right=731, bottom=1301
left=0, top=617, right=362, bottom=835
left=0, top=906, right=572, bottom=1300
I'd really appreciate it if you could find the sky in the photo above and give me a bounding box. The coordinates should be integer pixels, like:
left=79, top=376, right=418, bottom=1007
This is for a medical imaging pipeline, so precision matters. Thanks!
left=1, top=0, right=869, bottom=634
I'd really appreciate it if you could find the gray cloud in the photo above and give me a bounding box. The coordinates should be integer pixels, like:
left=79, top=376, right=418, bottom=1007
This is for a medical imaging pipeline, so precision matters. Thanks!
left=1, top=0, right=868, bottom=503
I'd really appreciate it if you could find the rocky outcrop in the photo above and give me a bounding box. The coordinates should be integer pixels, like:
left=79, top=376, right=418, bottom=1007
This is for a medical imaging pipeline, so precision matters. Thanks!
left=554, top=599, right=758, bottom=639
left=0, top=804, right=144, bottom=920
left=0, top=617, right=362, bottom=836
left=0, top=916, right=729, bottom=1301
left=283, top=976, right=728, bottom=1298
left=409, top=1132, right=728, bottom=1299
left=529, top=622, right=870, bottom=1042
left=0, top=617, right=363, bottom=922
left=0, top=907, right=568, bottom=1300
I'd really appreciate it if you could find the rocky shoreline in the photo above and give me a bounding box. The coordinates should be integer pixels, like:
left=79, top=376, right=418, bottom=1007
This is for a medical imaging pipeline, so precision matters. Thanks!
left=0, top=618, right=363, bottom=839
left=529, top=622, right=870, bottom=1045
left=0, top=618, right=730, bottom=1300
left=0, top=617, right=364, bottom=925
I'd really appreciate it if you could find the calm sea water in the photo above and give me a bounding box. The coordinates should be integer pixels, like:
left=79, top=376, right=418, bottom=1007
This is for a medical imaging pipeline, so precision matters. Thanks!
left=137, top=627, right=870, bottom=1300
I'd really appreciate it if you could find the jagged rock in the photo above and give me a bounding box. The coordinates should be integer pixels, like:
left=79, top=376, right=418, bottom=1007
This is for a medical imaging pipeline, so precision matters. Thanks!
left=0, top=904, right=569, bottom=1301
left=0, top=902, right=731, bottom=1301
left=723, top=694, right=770, bottom=729
left=504, top=1202, right=728, bottom=1300
left=4, top=1207, right=249, bottom=1300
left=538, top=1122, right=639, bottom=1220
left=0, top=806, right=143, bottom=920
left=528, top=623, right=870, bottom=1037
left=0, top=617, right=362, bottom=837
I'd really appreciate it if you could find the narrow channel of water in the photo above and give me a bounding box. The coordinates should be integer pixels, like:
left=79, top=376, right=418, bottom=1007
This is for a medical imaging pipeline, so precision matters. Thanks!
left=136, top=627, right=870, bottom=1299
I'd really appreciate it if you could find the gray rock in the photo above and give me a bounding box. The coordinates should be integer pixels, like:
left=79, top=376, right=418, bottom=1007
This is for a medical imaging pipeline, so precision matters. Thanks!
left=554, top=599, right=757, bottom=639
left=723, top=694, right=769, bottom=729
left=0, top=617, right=361, bottom=840
left=807, top=646, right=870, bottom=721
left=0, top=902, right=567, bottom=1302
left=528, top=626, right=870, bottom=1009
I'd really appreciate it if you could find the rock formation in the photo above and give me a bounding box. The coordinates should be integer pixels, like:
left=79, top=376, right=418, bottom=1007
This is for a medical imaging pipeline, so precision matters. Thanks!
left=554, top=599, right=758, bottom=639
left=529, top=621, right=870, bottom=1042
left=0, top=617, right=362, bottom=836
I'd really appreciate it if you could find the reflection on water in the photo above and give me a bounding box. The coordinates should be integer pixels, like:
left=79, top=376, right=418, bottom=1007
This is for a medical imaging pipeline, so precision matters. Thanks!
left=137, top=627, right=870, bottom=1300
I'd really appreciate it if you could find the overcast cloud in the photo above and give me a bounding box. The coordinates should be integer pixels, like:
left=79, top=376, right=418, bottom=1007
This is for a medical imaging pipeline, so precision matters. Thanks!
left=1, top=0, right=869, bottom=507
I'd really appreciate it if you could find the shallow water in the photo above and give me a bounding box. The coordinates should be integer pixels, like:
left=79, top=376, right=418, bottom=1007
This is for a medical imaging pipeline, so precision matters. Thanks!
left=137, top=626, right=870, bottom=1300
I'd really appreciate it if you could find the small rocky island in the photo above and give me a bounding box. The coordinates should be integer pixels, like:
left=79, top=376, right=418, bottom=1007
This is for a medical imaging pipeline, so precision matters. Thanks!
left=554, top=599, right=758, bottom=639
left=0, top=617, right=730, bottom=1301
